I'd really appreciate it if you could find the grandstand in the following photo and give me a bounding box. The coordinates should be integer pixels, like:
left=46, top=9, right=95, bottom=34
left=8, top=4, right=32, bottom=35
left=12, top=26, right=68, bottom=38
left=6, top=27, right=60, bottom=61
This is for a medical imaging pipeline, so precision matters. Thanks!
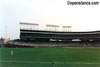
left=6, top=22, right=100, bottom=47
left=20, top=29, right=100, bottom=42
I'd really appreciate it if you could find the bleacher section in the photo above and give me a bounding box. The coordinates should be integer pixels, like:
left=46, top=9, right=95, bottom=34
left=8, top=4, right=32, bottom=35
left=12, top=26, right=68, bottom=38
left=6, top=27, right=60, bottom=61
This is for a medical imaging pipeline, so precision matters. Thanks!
left=6, top=41, right=100, bottom=47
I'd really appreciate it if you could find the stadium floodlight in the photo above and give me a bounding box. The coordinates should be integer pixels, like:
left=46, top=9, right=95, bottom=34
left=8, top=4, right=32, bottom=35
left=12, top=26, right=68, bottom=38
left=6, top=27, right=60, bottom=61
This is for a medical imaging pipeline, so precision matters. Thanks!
left=20, top=22, right=39, bottom=30
left=46, top=25, right=59, bottom=27
left=46, top=24, right=59, bottom=31
left=62, top=26, right=72, bottom=32
left=20, top=22, right=39, bottom=26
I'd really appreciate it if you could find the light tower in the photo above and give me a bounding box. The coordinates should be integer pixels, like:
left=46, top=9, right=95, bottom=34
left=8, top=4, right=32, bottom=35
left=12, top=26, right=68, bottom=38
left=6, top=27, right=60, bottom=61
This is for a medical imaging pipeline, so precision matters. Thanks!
left=20, top=22, right=39, bottom=30
left=62, top=26, right=72, bottom=32
left=46, top=24, right=59, bottom=31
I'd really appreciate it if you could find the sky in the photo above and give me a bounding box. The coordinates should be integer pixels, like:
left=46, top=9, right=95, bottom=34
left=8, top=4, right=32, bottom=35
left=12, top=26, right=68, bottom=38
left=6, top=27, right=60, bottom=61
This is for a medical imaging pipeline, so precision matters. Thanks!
left=0, top=0, right=100, bottom=39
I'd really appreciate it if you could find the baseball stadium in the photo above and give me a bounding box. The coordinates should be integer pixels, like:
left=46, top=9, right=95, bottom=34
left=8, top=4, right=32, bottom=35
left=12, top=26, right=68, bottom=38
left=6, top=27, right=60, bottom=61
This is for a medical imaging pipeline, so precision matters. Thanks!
left=1, top=22, right=100, bottom=67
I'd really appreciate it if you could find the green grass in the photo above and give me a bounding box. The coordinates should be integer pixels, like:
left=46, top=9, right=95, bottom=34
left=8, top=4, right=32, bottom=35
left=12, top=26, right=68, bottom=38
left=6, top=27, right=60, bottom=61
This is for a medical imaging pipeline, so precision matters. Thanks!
left=0, top=47, right=100, bottom=67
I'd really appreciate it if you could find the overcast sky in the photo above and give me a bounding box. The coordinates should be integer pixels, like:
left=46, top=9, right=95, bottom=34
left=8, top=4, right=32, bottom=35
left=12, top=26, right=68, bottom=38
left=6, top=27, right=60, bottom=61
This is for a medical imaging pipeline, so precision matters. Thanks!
left=0, top=0, right=100, bottom=39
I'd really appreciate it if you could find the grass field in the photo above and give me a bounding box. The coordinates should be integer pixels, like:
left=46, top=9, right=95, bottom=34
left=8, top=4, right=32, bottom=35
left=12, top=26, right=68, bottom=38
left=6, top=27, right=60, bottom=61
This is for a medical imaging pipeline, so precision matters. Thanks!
left=1, top=47, right=100, bottom=67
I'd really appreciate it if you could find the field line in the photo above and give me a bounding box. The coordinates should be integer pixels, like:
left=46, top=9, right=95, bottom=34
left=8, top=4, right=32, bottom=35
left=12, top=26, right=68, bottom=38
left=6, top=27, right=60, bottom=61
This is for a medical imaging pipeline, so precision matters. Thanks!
left=0, top=61, right=100, bottom=64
